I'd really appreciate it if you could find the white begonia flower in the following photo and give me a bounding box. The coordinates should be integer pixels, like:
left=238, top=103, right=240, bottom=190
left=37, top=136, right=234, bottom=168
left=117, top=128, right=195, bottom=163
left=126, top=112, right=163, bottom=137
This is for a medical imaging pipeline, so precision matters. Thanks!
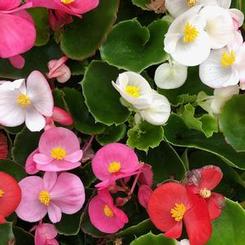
left=199, top=32, right=245, bottom=88
left=210, top=85, right=239, bottom=114
left=164, top=5, right=235, bottom=66
left=154, top=60, right=188, bottom=89
left=136, top=91, right=171, bottom=125
left=229, top=8, right=244, bottom=30
left=112, top=72, right=153, bottom=110
left=0, top=71, right=54, bottom=132
left=177, top=239, right=190, bottom=245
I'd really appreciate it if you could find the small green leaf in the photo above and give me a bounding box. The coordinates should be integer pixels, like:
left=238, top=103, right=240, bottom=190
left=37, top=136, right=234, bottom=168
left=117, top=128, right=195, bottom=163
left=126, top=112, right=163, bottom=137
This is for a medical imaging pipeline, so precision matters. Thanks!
left=127, top=121, right=164, bottom=151
left=0, top=222, right=14, bottom=245
left=101, top=19, right=169, bottom=72
left=130, top=232, right=177, bottom=245
left=164, top=114, right=245, bottom=170
left=60, top=0, right=120, bottom=60
left=220, top=95, right=245, bottom=152
left=0, top=160, right=26, bottom=181
left=82, top=61, right=130, bottom=125
left=207, top=199, right=245, bottom=245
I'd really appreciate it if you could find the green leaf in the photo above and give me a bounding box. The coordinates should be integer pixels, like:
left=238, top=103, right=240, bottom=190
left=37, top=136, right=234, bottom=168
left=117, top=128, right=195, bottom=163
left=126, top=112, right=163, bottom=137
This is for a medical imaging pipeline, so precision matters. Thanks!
left=132, top=0, right=151, bottom=10
left=82, top=60, right=130, bottom=125
left=0, top=222, right=14, bottom=245
left=12, top=127, right=41, bottom=166
left=0, top=40, right=62, bottom=79
left=60, top=0, right=119, bottom=60
left=220, top=95, right=245, bottom=152
left=207, top=199, right=245, bottom=245
left=28, top=8, right=50, bottom=46
left=0, top=160, right=26, bottom=181
left=127, top=121, right=164, bottom=151
left=96, top=124, right=126, bottom=145
left=130, top=232, right=177, bottom=245
left=13, top=227, right=34, bottom=245
left=62, top=88, right=105, bottom=135
left=100, top=19, right=169, bottom=72
left=164, top=114, right=245, bottom=170
left=138, top=141, right=186, bottom=184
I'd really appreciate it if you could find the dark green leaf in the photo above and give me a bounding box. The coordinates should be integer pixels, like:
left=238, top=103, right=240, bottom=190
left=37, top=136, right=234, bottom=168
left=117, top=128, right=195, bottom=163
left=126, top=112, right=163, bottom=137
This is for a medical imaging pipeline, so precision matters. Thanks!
left=13, top=227, right=34, bottom=245
left=0, top=222, right=14, bottom=245
left=0, top=160, right=26, bottom=181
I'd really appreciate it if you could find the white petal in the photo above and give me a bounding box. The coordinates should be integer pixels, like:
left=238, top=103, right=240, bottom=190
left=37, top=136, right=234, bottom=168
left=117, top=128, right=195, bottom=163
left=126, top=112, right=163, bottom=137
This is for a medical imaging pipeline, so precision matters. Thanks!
left=139, top=92, right=171, bottom=125
left=229, top=9, right=244, bottom=29
left=216, top=0, right=231, bottom=8
left=154, top=61, right=188, bottom=89
left=199, top=49, right=240, bottom=88
left=200, top=6, right=234, bottom=49
left=25, top=106, right=46, bottom=132
left=26, top=71, right=54, bottom=117
left=165, top=0, right=189, bottom=18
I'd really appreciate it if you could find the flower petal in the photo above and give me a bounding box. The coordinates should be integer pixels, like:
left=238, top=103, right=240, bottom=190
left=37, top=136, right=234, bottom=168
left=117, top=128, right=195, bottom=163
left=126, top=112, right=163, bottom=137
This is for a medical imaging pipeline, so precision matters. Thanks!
left=25, top=106, right=46, bottom=132
left=64, top=150, right=83, bottom=163
left=207, top=192, right=225, bottom=220
left=47, top=203, right=62, bottom=223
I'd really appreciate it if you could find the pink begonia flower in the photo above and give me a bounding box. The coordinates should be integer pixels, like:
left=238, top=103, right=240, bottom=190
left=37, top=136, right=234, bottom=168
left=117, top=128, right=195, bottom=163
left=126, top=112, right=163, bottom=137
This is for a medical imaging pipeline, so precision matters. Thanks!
left=32, top=127, right=83, bottom=172
left=47, top=56, right=71, bottom=83
left=35, top=223, right=58, bottom=245
left=48, top=10, right=73, bottom=31
left=0, top=1, right=36, bottom=69
left=92, top=143, right=142, bottom=189
left=138, top=163, right=153, bottom=187
left=88, top=190, right=128, bottom=233
left=25, top=149, right=39, bottom=175
left=229, top=8, right=244, bottom=30
left=16, top=172, right=85, bottom=223
left=0, top=71, right=53, bottom=132
left=138, top=184, right=153, bottom=209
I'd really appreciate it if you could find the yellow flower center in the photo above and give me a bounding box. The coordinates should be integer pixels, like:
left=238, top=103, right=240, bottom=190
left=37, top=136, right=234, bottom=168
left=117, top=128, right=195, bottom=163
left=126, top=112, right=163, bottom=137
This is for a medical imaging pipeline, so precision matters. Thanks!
left=125, top=85, right=140, bottom=98
left=50, top=147, right=67, bottom=160
left=183, top=22, right=199, bottom=43
left=61, top=0, right=74, bottom=4
left=108, top=161, right=121, bottom=174
left=221, top=51, right=236, bottom=68
left=103, top=205, right=114, bottom=217
left=39, top=190, right=51, bottom=206
left=170, top=203, right=186, bottom=222
left=0, top=189, right=4, bottom=198
left=199, top=188, right=212, bottom=198
left=186, top=0, right=197, bottom=7
left=16, top=94, right=31, bottom=107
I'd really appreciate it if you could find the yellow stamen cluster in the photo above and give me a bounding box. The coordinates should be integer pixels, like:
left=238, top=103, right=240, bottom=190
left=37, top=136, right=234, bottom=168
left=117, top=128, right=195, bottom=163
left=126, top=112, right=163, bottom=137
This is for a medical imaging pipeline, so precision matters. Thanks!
left=199, top=188, right=212, bottom=198
left=61, top=0, right=74, bottom=4
left=16, top=94, right=31, bottom=107
left=39, top=190, right=51, bottom=206
left=103, top=205, right=114, bottom=217
left=50, top=147, right=67, bottom=160
left=170, top=203, right=186, bottom=222
left=183, top=22, right=199, bottom=43
left=221, top=51, right=236, bottom=68
left=108, top=161, right=121, bottom=174
left=0, top=189, right=4, bottom=198
left=186, top=0, right=197, bottom=7
left=125, top=85, right=141, bottom=98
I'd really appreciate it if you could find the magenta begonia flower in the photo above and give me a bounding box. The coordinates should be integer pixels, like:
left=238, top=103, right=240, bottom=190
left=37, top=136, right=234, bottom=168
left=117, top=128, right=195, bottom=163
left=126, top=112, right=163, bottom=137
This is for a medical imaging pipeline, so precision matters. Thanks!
left=0, top=1, right=36, bottom=69
left=88, top=190, right=128, bottom=233
left=35, top=223, right=58, bottom=245
left=16, top=172, right=85, bottom=223
left=92, top=143, right=142, bottom=189
left=32, top=127, right=83, bottom=172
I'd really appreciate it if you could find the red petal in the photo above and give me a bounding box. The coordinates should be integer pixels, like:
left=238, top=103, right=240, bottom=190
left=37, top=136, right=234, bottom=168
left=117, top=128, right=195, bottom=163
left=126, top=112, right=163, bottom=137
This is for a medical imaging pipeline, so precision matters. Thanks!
left=207, top=192, right=225, bottom=221
left=164, top=222, right=183, bottom=239
left=148, top=182, right=190, bottom=233
left=0, top=131, right=8, bottom=159
left=184, top=192, right=212, bottom=245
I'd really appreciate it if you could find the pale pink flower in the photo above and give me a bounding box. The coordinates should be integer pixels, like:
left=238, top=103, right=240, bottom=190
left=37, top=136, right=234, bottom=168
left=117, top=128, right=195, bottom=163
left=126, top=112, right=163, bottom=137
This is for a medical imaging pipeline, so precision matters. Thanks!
left=25, top=149, right=39, bottom=175
left=34, top=223, right=58, bottom=245
left=0, top=1, right=36, bottom=69
left=0, top=71, right=53, bottom=132
left=92, top=143, right=142, bottom=189
left=88, top=190, right=128, bottom=233
left=16, top=172, right=85, bottom=223
left=32, top=127, right=83, bottom=172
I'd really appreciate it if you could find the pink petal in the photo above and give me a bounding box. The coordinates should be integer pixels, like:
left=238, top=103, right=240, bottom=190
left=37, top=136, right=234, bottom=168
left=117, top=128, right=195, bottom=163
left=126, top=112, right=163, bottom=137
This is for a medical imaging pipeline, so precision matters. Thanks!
left=35, top=223, right=58, bottom=245
left=15, top=176, right=47, bottom=222
left=25, top=149, right=39, bottom=174
left=33, top=153, right=53, bottom=165
left=64, top=150, right=83, bottom=163
left=52, top=106, right=73, bottom=126
left=9, top=55, right=25, bottom=69
left=36, top=160, right=81, bottom=172
left=43, top=172, right=58, bottom=191
left=26, top=71, right=54, bottom=117
left=47, top=203, right=62, bottom=223
left=0, top=0, right=21, bottom=11
left=138, top=184, right=153, bottom=209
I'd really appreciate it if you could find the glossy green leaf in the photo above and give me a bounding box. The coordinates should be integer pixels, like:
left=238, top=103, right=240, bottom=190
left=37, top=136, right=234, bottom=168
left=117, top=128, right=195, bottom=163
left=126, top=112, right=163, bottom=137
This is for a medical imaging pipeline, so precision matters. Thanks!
left=0, top=222, right=14, bottom=245
left=138, top=141, right=186, bottom=184
left=82, top=61, right=130, bottom=125
left=101, top=19, right=169, bottom=72
left=60, top=0, right=119, bottom=60
left=28, top=8, right=50, bottom=46
left=127, top=121, right=164, bottom=151
left=62, top=88, right=105, bottom=135
left=207, top=199, right=245, bottom=245
left=0, top=160, right=26, bottom=181
left=164, top=114, right=245, bottom=170
left=13, top=227, right=34, bottom=245
left=130, top=232, right=177, bottom=245
left=12, top=127, right=41, bottom=166
left=220, top=95, right=245, bottom=152
left=132, top=0, right=151, bottom=10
